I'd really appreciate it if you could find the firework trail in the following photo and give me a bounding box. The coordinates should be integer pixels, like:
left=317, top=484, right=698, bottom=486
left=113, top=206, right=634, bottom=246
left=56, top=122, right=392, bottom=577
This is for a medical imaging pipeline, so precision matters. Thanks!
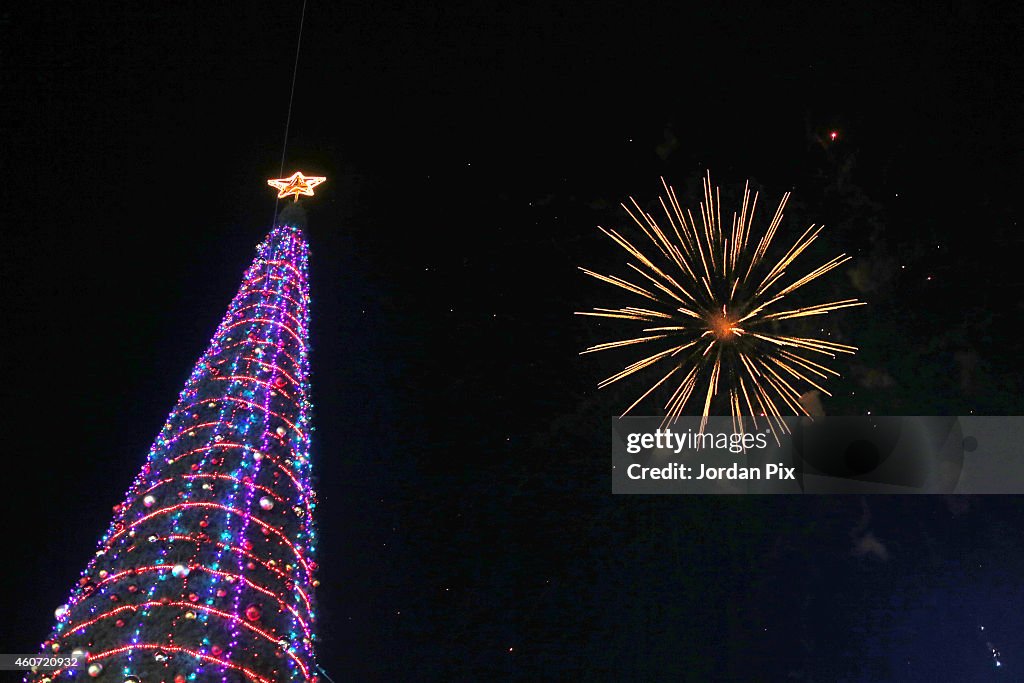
left=578, top=172, right=864, bottom=436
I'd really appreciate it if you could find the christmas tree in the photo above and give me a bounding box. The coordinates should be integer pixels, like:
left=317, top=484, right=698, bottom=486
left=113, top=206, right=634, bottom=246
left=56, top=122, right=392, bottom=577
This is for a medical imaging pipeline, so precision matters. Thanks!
left=33, top=205, right=321, bottom=682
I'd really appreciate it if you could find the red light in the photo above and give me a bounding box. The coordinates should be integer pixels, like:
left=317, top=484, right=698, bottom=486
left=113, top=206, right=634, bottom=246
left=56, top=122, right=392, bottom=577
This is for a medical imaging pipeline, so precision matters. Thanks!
left=829, top=131, right=838, bottom=141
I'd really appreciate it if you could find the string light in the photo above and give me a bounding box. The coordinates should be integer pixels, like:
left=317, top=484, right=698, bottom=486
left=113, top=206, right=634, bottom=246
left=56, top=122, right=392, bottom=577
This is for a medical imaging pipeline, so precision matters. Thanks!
left=30, top=225, right=321, bottom=682
left=267, top=172, right=327, bottom=202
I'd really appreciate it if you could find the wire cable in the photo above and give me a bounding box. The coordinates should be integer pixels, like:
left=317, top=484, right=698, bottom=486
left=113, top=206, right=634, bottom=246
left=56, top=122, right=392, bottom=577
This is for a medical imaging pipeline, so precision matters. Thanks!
left=272, top=0, right=310, bottom=228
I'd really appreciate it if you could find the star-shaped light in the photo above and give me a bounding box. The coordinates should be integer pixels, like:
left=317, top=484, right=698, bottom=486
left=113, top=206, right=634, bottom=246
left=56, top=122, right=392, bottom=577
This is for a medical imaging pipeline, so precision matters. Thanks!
left=267, top=171, right=327, bottom=201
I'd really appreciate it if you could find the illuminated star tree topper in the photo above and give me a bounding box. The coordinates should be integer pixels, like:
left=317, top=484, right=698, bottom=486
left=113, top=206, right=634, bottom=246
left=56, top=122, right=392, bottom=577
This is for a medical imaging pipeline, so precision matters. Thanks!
left=268, top=171, right=327, bottom=202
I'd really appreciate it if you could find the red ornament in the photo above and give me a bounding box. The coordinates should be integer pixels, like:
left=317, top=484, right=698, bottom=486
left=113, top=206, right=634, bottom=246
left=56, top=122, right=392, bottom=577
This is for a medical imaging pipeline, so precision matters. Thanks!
left=245, top=604, right=262, bottom=622
left=188, top=592, right=199, bottom=602
left=216, top=588, right=228, bottom=597
left=243, top=540, right=254, bottom=551
left=210, top=645, right=223, bottom=656
left=110, top=594, right=120, bottom=602
left=246, top=561, right=256, bottom=570
left=199, top=519, right=209, bottom=528
left=112, top=504, right=123, bottom=513
left=127, top=584, right=138, bottom=593
left=115, top=619, right=125, bottom=627
left=273, top=376, right=287, bottom=388
left=175, top=676, right=187, bottom=683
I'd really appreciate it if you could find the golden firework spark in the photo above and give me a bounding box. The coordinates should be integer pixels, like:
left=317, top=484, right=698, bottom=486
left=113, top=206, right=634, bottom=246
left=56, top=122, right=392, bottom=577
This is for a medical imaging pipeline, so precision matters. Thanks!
left=578, top=172, right=865, bottom=436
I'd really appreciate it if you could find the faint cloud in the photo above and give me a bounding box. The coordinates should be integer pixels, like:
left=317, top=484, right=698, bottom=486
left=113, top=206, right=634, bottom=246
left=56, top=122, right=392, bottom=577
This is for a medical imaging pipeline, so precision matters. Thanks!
left=852, top=532, right=889, bottom=561
left=655, top=124, right=679, bottom=161
left=850, top=498, right=889, bottom=561
left=943, top=495, right=971, bottom=517
left=798, top=390, right=825, bottom=417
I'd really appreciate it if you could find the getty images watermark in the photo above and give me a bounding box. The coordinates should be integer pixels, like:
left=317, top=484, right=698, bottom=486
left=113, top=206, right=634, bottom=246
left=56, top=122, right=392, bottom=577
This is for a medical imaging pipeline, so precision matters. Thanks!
left=612, top=416, right=1024, bottom=494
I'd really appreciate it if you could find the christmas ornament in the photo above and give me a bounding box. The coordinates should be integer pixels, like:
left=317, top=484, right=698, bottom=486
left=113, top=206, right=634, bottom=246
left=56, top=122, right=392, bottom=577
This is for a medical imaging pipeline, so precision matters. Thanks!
left=87, top=663, right=103, bottom=677
left=37, top=223, right=322, bottom=682
left=266, top=171, right=326, bottom=202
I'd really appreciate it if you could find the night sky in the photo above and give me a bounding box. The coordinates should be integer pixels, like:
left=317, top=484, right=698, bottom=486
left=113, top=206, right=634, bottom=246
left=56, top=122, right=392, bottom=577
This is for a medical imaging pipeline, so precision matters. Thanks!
left=4, top=1, right=1023, bottom=680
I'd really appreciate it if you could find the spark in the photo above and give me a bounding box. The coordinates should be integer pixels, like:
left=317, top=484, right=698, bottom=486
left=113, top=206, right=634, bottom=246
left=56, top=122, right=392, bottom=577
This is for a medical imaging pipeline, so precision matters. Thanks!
left=578, top=172, right=865, bottom=436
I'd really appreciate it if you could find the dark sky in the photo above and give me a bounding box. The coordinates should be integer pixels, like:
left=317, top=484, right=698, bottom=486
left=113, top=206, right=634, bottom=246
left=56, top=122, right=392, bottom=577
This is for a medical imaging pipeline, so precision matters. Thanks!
left=4, top=1, right=1023, bottom=680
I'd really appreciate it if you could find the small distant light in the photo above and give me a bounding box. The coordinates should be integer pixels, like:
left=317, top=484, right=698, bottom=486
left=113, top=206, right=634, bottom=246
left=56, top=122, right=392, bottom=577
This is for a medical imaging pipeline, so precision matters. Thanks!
left=829, top=131, right=838, bottom=141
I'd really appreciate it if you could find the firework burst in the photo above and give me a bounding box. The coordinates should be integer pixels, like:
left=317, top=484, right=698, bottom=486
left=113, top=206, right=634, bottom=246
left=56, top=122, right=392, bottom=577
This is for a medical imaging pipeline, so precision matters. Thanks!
left=578, top=172, right=865, bottom=436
